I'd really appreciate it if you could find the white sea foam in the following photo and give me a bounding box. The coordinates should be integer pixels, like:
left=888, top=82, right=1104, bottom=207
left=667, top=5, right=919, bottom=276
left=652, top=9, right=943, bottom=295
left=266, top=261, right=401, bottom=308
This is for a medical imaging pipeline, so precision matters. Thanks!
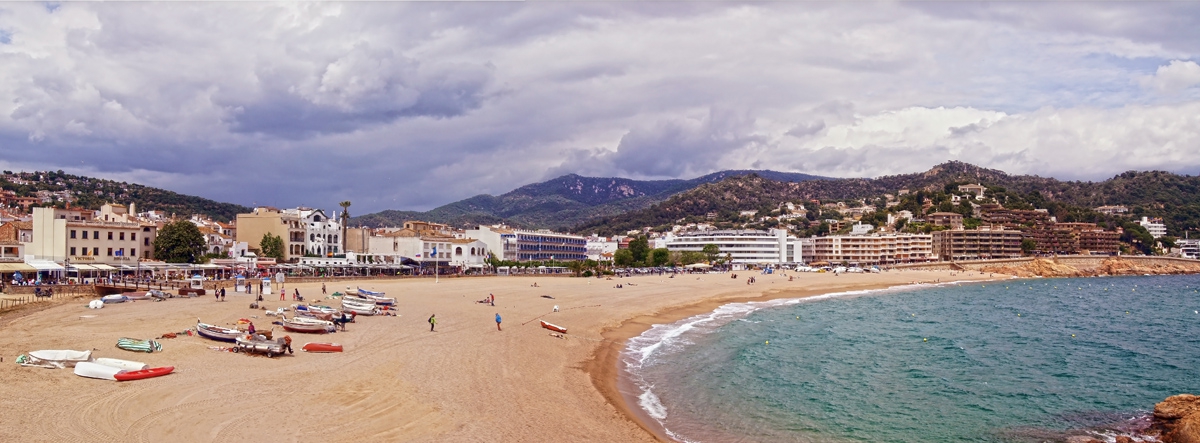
left=621, top=280, right=977, bottom=440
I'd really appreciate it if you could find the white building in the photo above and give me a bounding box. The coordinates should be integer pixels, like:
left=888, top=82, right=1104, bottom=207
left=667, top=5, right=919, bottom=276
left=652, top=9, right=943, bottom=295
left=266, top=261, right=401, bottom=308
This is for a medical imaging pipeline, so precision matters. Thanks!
left=850, top=222, right=874, bottom=236
left=586, top=235, right=619, bottom=261
left=665, top=229, right=802, bottom=265
left=1139, top=216, right=1167, bottom=239
left=1177, top=239, right=1200, bottom=259
left=284, top=208, right=342, bottom=256
left=467, top=225, right=586, bottom=262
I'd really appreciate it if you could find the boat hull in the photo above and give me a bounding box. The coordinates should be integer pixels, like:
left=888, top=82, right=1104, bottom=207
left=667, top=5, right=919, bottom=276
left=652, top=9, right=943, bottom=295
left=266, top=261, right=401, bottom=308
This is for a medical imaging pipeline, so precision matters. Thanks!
left=115, top=366, right=174, bottom=381
left=74, top=361, right=122, bottom=380
left=540, top=320, right=567, bottom=334
left=302, top=342, right=343, bottom=353
left=196, top=321, right=240, bottom=343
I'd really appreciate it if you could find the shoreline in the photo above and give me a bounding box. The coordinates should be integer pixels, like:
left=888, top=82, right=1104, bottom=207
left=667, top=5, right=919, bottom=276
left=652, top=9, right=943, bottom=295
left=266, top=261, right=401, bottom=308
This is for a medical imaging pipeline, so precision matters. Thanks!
left=584, top=273, right=1013, bottom=442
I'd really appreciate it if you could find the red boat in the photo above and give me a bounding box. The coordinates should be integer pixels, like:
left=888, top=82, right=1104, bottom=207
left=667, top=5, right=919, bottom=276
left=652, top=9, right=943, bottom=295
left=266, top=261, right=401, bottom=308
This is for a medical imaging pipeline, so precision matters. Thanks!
left=302, top=342, right=344, bottom=353
left=540, top=320, right=567, bottom=334
left=114, top=366, right=175, bottom=381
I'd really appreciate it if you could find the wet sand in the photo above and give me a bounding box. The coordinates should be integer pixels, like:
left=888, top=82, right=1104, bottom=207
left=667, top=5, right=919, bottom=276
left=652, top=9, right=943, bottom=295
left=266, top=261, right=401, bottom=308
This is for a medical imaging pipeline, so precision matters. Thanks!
left=0, top=270, right=999, bottom=442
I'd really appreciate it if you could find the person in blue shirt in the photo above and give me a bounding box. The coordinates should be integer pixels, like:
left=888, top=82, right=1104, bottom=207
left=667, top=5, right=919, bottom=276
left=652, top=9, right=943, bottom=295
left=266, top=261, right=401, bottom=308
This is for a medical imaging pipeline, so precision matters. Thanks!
left=495, top=313, right=502, bottom=331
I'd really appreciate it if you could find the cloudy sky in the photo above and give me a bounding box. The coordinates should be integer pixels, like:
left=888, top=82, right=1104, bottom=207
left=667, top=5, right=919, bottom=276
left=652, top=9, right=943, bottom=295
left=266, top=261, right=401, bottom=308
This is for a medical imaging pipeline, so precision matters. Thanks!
left=2, top=2, right=1200, bottom=214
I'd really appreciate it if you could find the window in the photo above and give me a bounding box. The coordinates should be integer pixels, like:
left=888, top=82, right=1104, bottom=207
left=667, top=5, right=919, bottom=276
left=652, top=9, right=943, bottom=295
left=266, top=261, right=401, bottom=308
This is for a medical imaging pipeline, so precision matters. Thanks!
left=82, top=231, right=88, bottom=239
left=93, top=231, right=99, bottom=239
left=131, top=233, right=136, bottom=241
left=70, top=230, right=77, bottom=239
left=108, top=232, right=113, bottom=240
left=93, top=247, right=99, bottom=256
left=70, top=247, right=76, bottom=256
left=107, top=248, right=113, bottom=256
left=118, top=248, right=125, bottom=256
left=144, top=238, right=149, bottom=246
left=120, top=232, right=125, bottom=240
left=132, top=248, right=137, bottom=257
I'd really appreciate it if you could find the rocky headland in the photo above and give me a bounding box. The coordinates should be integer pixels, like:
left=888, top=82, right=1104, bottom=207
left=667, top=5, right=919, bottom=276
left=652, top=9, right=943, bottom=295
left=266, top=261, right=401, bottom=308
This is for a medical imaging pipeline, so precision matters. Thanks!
left=980, top=258, right=1200, bottom=278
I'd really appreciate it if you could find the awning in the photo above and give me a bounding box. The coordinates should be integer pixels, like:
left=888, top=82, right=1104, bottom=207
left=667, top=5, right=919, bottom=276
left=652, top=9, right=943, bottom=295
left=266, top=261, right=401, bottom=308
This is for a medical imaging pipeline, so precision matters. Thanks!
left=92, top=264, right=118, bottom=271
left=0, top=262, right=37, bottom=273
left=27, top=260, right=65, bottom=271
left=71, top=264, right=98, bottom=271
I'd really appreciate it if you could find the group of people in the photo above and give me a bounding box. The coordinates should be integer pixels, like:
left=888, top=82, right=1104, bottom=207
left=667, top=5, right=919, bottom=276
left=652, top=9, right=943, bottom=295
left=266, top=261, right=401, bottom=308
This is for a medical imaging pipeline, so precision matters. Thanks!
left=213, top=287, right=227, bottom=301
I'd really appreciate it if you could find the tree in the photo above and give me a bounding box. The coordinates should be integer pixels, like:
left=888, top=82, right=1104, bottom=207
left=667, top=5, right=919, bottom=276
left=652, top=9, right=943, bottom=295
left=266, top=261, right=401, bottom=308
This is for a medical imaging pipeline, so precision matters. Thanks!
left=1020, top=238, right=1037, bottom=255
left=650, top=248, right=670, bottom=266
left=567, top=260, right=586, bottom=277
left=628, top=236, right=650, bottom=265
left=154, top=220, right=205, bottom=263
left=339, top=201, right=351, bottom=253
left=680, top=251, right=706, bottom=265
left=614, top=249, right=634, bottom=267
left=701, top=244, right=720, bottom=263
left=260, top=233, right=285, bottom=261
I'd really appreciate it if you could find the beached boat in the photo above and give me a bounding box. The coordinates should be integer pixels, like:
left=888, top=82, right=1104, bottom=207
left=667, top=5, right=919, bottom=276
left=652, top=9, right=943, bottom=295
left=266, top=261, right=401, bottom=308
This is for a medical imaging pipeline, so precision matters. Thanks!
left=294, top=306, right=334, bottom=321
left=101, top=294, right=128, bottom=304
left=302, top=342, right=343, bottom=353
left=93, top=358, right=148, bottom=371
left=340, top=302, right=379, bottom=316
left=123, top=291, right=151, bottom=301
left=540, top=320, right=567, bottom=334
left=114, top=366, right=174, bottom=381
left=280, top=317, right=335, bottom=334
left=117, top=337, right=163, bottom=353
left=74, top=361, right=122, bottom=380
left=195, top=320, right=241, bottom=343
left=16, top=349, right=93, bottom=368
left=355, top=288, right=396, bottom=306
left=234, top=334, right=291, bottom=357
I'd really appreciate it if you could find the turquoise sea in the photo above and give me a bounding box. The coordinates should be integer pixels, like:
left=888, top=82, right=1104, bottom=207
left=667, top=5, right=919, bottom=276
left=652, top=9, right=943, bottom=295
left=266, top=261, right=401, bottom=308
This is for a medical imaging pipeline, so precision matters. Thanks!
left=622, top=275, right=1200, bottom=442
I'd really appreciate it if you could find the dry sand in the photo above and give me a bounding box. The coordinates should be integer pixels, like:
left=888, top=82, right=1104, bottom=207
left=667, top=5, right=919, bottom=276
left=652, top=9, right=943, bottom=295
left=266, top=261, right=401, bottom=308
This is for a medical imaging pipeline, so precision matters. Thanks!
left=0, top=269, right=1001, bottom=442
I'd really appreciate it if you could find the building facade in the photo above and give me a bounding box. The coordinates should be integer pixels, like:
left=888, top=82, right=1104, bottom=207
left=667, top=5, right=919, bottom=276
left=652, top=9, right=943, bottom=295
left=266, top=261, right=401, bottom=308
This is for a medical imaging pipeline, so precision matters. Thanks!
left=932, top=228, right=1023, bottom=261
left=27, top=207, right=157, bottom=266
left=665, top=229, right=801, bottom=265
left=810, top=234, right=933, bottom=266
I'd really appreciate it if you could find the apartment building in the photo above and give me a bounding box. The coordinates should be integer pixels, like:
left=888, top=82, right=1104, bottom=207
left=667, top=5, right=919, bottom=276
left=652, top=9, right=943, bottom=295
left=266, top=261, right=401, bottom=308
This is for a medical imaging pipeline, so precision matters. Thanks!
left=1138, top=217, right=1167, bottom=238
left=467, top=225, right=586, bottom=261
left=27, top=207, right=157, bottom=266
left=283, top=208, right=342, bottom=256
left=811, top=234, right=933, bottom=266
left=665, top=229, right=801, bottom=264
left=1057, top=223, right=1120, bottom=255
left=927, top=212, right=964, bottom=230
left=236, top=207, right=306, bottom=262
left=979, top=205, right=1052, bottom=228
left=932, top=227, right=1023, bottom=261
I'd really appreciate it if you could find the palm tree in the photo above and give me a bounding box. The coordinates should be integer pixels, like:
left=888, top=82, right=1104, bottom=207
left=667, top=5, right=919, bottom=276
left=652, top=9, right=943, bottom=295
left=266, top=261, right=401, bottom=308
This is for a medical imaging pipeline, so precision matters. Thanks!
left=339, top=201, right=351, bottom=254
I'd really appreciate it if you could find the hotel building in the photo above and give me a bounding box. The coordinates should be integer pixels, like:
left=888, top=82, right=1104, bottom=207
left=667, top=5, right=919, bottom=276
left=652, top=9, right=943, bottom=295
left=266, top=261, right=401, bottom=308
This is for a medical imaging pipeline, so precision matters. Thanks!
left=664, top=229, right=801, bottom=264
left=810, top=234, right=933, bottom=266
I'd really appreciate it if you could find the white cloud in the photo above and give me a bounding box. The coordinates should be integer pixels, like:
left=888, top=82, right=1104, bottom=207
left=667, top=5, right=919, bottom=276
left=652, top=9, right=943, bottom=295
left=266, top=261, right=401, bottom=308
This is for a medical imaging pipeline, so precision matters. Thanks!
left=1142, top=60, right=1200, bottom=93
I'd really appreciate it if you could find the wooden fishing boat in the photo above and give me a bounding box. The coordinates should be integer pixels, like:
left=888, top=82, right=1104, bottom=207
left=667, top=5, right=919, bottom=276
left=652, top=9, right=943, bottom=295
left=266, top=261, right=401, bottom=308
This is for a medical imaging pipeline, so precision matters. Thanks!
left=122, top=291, right=151, bottom=301
left=114, top=366, right=174, bottom=381
left=302, top=342, right=343, bottom=353
left=195, top=320, right=241, bottom=343
left=540, top=320, right=567, bottom=334
left=280, top=317, right=335, bottom=334
left=294, top=306, right=333, bottom=321
left=74, top=361, right=121, bottom=381
left=356, top=288, right=396, bottom=306
left=101, top=294, right=128, bottom=303
left=340, top=303, right=379, bottom=316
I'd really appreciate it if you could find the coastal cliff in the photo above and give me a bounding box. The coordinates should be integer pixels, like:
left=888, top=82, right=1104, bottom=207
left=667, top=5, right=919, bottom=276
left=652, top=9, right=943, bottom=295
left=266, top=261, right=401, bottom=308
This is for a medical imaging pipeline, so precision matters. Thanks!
left=979, top=258, right=1200, bottom=278
left=1153, top=394, right=1200, bottom=443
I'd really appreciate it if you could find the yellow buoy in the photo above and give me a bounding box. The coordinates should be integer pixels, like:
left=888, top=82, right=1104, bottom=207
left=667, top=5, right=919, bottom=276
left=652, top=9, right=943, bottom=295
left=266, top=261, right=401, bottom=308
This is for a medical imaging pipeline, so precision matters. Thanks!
left=765, top=341, right=769, bottom=345
left=1071, top=334, right=1075, bottom=337
left=923, top=338, right=928, bottom=342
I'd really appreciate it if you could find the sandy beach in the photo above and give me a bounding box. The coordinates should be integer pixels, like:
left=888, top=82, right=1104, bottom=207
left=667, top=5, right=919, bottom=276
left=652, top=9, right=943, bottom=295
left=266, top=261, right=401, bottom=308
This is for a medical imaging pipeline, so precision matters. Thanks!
left=0, top=269, right=1000, bottom=442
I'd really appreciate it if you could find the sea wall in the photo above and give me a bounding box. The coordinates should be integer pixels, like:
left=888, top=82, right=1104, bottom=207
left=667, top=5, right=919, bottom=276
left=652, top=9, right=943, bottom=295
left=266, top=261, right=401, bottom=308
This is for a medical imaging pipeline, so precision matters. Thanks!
left=894, top=256, right=1200, bottom=277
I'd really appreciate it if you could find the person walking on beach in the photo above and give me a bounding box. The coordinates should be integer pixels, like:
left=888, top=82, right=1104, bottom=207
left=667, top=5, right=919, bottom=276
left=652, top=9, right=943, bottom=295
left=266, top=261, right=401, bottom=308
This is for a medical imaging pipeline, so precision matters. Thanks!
left=322, top=283, right=327, bottom=295
left=280, top=287, right=286, bottom=301
left=490, top=293, right=495, bottom=306
left=293, top=288, right=300, bottom=301
left=428, top=314, right=437, bottom=332
left=495, top=313, right=502, bottom=331
left=220, top=287, right=226, bottom=301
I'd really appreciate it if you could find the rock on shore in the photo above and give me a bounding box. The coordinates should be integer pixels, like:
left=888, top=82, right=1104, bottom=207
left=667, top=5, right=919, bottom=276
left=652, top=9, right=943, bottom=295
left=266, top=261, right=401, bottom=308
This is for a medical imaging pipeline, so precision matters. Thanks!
left=1154, top=394, right=1200, bottom=443
left=980, top=258, right=1200, bottom=278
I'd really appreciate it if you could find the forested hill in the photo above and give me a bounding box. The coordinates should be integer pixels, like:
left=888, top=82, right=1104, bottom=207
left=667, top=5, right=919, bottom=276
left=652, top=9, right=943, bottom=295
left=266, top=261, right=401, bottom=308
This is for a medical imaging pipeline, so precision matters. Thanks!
left=573, top=161, right=1200, bottom=236
left=350, top=170, right=828, bottom=230
left=0, top=170, right=250, bottom=221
